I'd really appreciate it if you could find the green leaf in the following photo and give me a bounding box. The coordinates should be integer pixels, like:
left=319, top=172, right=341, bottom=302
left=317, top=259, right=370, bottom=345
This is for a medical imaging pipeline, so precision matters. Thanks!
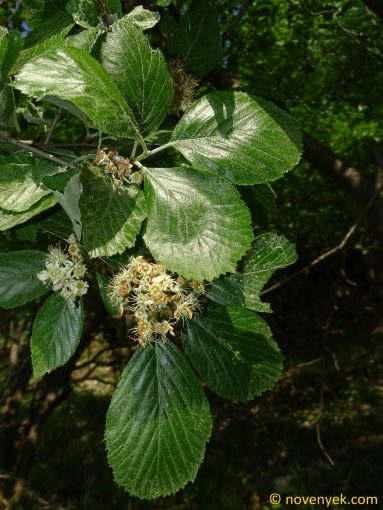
left=21, top=0, right=69, bottom=28
left=208, top=233, right=298, bottom=313
left=16, top=222, right=39, bottom=242
left=171, top=91, right=302, bottom=185
left=66, top=0, right=122, bottom=28
left=171, top=0, right=222, bottom=78
left=105, top=341, right=212, bottom=499
left=54, top=173, right=82, bottom=240
left=61, top=27, right=100, bottom=52
left=0, top=250, right=49, bottom=308
left=39, top=209, right=74, bottom=239
left=96, top=272, right=122, bottom=316
left=42, top=168, right=78, bottom=193
left=124, top=6, right=160, bottom=30
left=0, top=159, right=59, bottom=212
left=2, top=31, right=24, bottom=80
left=80, top=166, right=147, bottom=258
left=101, top=19, right=173, bottom=135
left=0, top=29, right=8, bottom=71
left=13, top=11, right=74, bottom=74
left=15, top=46, right=139, bottom=138
left=31, top=293, right=83, bottom=378
left=183, top=305, right=283, bottom=402
left=43, top=95, right=90, bottom=129
left=143, top=166, right=253, bottom=281
left=240, top=183, right=277, bottom=225
left=157, top=0, right=172, bottom=5
left=0, top=194, right=57, bottom=231
left=0, top=86, right=18, bottom=130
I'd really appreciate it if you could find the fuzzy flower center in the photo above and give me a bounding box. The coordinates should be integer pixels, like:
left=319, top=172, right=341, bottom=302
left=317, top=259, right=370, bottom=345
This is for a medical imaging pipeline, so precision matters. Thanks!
left=109, top=256, right=205, bottom=346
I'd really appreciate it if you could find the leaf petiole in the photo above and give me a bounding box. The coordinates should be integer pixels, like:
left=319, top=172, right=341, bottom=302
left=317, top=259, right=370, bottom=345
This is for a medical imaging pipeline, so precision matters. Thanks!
left=134, top=141, right=173, bottom=162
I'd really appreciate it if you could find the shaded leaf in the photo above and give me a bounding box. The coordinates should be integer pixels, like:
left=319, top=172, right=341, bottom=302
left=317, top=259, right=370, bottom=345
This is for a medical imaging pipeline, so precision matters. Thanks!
left=16, top=222, right=39, bottom=241
left=31, top=293, right=83, bottom=378
left=21, top=0, right=69, bottom=28
left=39, top=209, right=74, bottom=239
left=171, top=91, right=302, bottom=185
left=240, top=183, right=277, bottom=225
left=143, top=166, right=253, bottom=281
left=42, top=168, right=78, bottom=193
left=66, top=0, right=122, bottom=28
left=208, top=233, right=298, bottom=312
left=0, top=86, right=18, bottom=129
left=80, top=166, right=147, bottom=258
left=96, top=272, right=122, bottom=316
left=171, top=0, right=222, bottom=78
left=105, top=341, right=212, bottom=499
left=183, top=304, right=283, bottom=402
left=0, top=250, right=49, bottom=308
left=54, top=173, right=82, bottom=240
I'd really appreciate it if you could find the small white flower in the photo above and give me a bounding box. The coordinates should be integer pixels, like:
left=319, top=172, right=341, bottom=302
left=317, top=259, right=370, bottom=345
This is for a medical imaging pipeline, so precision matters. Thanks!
left=37, top=269, right=50, bottom=284
left=72, top=262, right=87, bottom=279
left=37, top=236, right=88, bottom=304
left=67, top=234, right=77, bottom=245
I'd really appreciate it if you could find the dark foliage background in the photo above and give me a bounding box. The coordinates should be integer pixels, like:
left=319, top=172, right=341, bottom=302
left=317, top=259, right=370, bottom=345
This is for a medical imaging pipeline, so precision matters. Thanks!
left=1, top=1, right=383, bottom=509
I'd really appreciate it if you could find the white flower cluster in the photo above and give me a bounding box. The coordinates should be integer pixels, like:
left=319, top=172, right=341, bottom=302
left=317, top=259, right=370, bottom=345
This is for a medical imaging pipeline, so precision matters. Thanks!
left=93, top=149, right=143, bottom=188
left=109, top=257, right=205, bottom=346
left=37, top=235, right=88, bottom=306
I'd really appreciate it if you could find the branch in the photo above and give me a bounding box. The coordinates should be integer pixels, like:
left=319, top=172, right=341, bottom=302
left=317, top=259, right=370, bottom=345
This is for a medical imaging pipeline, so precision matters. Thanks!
left=363, top=0, right=383, bottom=20
left=98, top=0, right=113, bottom=27
left=0, top=136, right=77, bottom=168
left=44, top=107, right=62, bottom=145
left=261, top=184, right=381, bottom=295
left=302, top=133, right=371, bottom=204
left=298, top=0, right=335, bottom=16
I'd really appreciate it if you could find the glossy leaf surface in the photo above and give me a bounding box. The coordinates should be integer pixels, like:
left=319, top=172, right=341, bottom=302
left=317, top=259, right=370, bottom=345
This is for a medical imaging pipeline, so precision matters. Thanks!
left=15, top=47, right=139, bottom=138
left=31, top=293, right=83, bottom=378
left=184, top=305, right=283, bottom=402
left=143, top=166, right=253, bottom=280
left=80, top=166, right=147, bottom=258
left=172, top=92, right=302, bottom=185
left=102, top=20, right=173, bottom=134
left=105, top=341, right=212, bottom=499
left=208, top=233, right=297, bottom=312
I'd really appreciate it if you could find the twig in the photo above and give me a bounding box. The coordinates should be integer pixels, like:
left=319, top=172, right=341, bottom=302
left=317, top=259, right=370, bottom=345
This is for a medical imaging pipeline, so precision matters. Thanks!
left=98, top=0, right=113, bottom=27
left=74, top=347, right=112, bottom=370
left=313, top=258, right=344, bottom=467
left=75, top=376, right=115, bottom=386
left=44, top=107, right=62, bottom=145
left=299, top=0, right=335, bottom=16
left=336, top=22, right=362, bottom=43
left=316, top=422, right=335, bottom=465
left=0, top=136, right=77, bottom=168
left=261, top=186, right=381, bottom=296
left=297, top=357, right=322, bottom=368
left=41, top=143, right=97, bottom=148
